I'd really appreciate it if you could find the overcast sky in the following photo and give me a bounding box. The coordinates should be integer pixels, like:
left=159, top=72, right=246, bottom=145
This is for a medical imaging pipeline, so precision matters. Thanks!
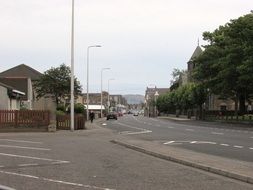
left=0, top=0, right=252, bottom=95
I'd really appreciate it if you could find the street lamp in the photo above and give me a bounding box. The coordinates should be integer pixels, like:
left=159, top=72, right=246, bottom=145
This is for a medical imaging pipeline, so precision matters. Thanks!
left=107, top=78, right=115, bottom=113
left=101, top=68, right=110, bottom=118
left=154, top=91, right=159, bottom=117
left=70, top=0, right=75, bottom=131
left=86, top=45, right=101, bottom=121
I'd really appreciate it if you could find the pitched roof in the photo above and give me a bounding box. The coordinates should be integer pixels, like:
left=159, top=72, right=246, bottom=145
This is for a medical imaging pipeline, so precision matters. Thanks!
left=0, top=64, right=42, bottom=80
left=189, top=46, right=203, bottom=62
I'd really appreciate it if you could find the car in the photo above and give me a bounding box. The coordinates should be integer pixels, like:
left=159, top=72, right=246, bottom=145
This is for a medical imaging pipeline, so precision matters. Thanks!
left=133, top=111, right=139, bottom=116
left=107, top=112, right=118, bottom=120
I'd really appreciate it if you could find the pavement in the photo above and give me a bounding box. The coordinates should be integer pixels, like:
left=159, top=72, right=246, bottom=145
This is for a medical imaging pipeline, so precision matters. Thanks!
left=90, top=116, right=253, bottom=185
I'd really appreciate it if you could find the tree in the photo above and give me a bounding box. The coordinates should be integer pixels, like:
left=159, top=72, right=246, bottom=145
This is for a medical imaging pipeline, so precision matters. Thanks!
left=170, top=69, right=186, bottom=91
left=193, top=13, right=253, bottom=114
left=34, top=64, right=82, bottom=107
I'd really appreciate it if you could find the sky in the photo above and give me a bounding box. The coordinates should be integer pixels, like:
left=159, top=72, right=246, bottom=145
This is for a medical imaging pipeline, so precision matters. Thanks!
left=0, top=0, right=252, bottom=95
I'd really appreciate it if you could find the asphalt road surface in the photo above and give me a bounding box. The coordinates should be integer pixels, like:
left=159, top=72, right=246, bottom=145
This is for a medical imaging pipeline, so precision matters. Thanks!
left=105, top=115, right=253, bottom=163
left=0, top=122, right=252, bottom=190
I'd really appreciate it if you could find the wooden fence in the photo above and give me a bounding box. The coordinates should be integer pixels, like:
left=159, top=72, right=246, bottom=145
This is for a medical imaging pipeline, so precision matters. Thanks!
left=56, top=115, right=85, bottom=130
left=0, top=110, right=50, bottom=128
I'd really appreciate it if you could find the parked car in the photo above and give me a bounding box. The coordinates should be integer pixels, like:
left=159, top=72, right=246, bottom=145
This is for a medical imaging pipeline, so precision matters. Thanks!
left=133, top=111, right=139, bottom=116
left=107, top=112, right=118, bottom=120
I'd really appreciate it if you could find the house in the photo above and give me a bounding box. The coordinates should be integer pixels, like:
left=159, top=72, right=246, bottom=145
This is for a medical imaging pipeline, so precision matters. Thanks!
left=0, top=64, right=56, bottom=112
left=0, top=82, right=25, bottom=110
left=144, top=87, right=170, bottom=117
left=187, top=45, right=235, bottom=111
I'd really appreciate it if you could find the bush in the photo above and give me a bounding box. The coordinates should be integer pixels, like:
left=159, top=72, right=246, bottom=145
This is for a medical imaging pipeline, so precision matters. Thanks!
left=57, top=104, right=66, bottom=112
left=56, top=110, right=65, bottom=116
left=74, top=103, right=85, bottom=114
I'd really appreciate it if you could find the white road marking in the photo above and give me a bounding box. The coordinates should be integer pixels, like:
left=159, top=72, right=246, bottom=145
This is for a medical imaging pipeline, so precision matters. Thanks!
left=163, top=141, right=175, bottom=145
left=0, top=144, right=50, bottom=151
left=190, top=141, right=197, bottom=144
left=0, top=152, right=70, bottom=164
left=0, top=170, right=115, bottom=190
left=0, top=139, right=42, bottom=144
left=117, top=122, right=152, bottom=133
left=186, top=129, right=194, bottom=131
left=233, top=145, right=243, bottom=148
left=18, top=163, right=39, bottom=167
left=211, top=132, right=224, bottom=135
left=220, top=144, right=229, bottom=146
left=120, top=130, right=152, bottom=135
left=167, top=126, right=174, bottom=129
left=250, top=147, right=253, bottom=150
left=195, top=141, right=217, bottom=145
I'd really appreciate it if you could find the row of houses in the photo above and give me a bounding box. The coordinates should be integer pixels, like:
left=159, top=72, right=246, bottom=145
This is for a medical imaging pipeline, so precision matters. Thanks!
left=0, top=64, right=127, bottom=113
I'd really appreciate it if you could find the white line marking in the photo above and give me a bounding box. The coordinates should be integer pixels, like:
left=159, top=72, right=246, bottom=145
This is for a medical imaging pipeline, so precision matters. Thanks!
left=233, top=145, right=243, bottom=148
left=211, top=132, right=224, bottom=135
left=167, top=126, right=174, bottom=129
left=0, top=152, right=70, bottom=163
left=220, top=144, right=229, bottom=146
left=186, top=129, right=194, bottom=131
left=120, top=130, right=152, bottom=135
left=0, top=139, right=42, bottom=144
left=195, top=141, right=216, bottom=145
left=0, top=144, right=50, bottom=151
left=163, top=141, right=175, bottom=145
left=18, top=163, right=39, bottom=167
left=190, top=141, right=197, bottom=144
left=0, top=170, right=115, bottom=190
left=0, top=170, right=39, bottom=179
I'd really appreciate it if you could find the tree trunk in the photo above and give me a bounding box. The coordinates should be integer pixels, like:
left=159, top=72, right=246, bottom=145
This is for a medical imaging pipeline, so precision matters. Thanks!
left=234, top=95, right=238, bottom=117
left=239, top=94, right=246, bottom=114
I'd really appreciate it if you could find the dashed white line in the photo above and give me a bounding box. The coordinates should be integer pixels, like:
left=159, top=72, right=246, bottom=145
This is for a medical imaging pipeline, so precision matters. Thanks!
left=233, top=145, right=243, bottom=149
left=0, top=170, right=115, bottom=190
left=163, top=141, right=175, bottom=145
left=220, top=144, right=229, bottom=146
left=119, top=130, right=152, bottom=135
left=0, top=144, right=50, bottom=151
left=0, top=139, right=42, bottom=144
left=18, top=163, right=39, bottom=167
left=0, top=152, right=70, bottom=164
left=190, top=141, right=197, bottom=144
left=249, top=147, right=253, bottom=150
left=211, top=132, right=224, bottom=135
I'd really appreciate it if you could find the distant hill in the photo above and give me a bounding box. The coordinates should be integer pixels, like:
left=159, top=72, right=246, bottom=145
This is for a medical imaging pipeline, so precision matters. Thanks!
left=123, top=94, right=144, bottom=105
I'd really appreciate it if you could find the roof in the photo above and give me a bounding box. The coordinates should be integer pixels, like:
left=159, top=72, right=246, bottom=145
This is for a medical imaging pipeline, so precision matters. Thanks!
left=0, top=78, right=28, bottom=100
left=0, top=64, right=42, bottom=80
left=145, top=87, right=170, bottom=97
left=0, top=82, right=25, bottom=96
left=189, top=46, right=203, bottom=62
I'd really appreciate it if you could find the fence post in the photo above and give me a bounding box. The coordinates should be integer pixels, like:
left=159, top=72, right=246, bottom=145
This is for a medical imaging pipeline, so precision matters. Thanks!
left=14, top=110, right=18, bottom=127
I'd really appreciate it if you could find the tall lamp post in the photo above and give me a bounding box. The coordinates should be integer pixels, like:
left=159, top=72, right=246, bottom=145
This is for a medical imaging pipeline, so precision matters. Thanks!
left=101, top=68, right=110, bottom=118
left=70, top=0, right=75, bottom=131
left=86, top=45, right=101, bottom=121
left=154, top=91, right=159, bottom=117
left=107, top=78, right=115, bottom=113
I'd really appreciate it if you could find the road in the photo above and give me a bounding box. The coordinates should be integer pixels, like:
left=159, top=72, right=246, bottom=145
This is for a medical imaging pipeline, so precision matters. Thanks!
left=104, top=115, right=253, bottom=163
left=0, top=120, right=252, bottom=189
